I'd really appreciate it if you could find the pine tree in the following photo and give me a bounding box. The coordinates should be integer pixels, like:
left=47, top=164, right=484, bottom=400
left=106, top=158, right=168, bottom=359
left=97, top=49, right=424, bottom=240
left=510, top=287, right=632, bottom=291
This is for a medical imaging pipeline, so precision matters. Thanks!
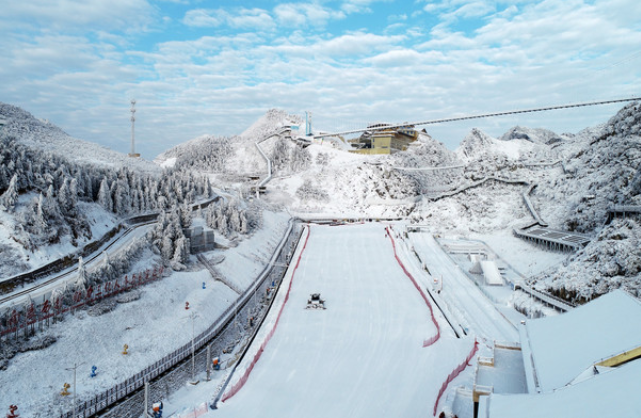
left=172, top=236, right=189, bottom=266
left=218, top=209, right=228, bottom=237
left=113, top=179, right=130, bottom=215
left=180, top=201, right=193, bottom=229
left=35, top=193, right=48, bottom=231
left=161, top=236, right=174, bottom=261
left=58, top=178, right=70, bottom=215
left=0, top=173, right=19, bottom=212
left=43, top=185, right=63, bottom=228
left=75, top=256, right=88, bottom=292
left=229, top=207, right=241, bottom=233
left=98, top=177, right=113, bottom=212
left=239, top=210, right=248, bottom=234
left=101, top=252, right=116, bottom=283
left=19, top=196, right=37, bottom=233
left=68, top=177, right=78, bottom=215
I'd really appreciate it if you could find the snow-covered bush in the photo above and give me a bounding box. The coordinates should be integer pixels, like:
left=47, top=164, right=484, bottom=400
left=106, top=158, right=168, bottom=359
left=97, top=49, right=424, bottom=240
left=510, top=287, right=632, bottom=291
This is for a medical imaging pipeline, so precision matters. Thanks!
left=296, top=179, right=328, bottom=202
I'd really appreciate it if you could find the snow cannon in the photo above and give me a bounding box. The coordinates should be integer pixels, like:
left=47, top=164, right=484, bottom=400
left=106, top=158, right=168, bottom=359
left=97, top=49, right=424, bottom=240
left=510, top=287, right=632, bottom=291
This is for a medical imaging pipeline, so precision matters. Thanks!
left=152, top=401, right=163, bottom=418
left=213, top=357, right=220, bottom=371
left=306, top=293, right=326, bottom=310
left=60, top=383, right=71, bottom=396
left=90, top=365, right=97, bottom=378
left=6, top=404, right=19, bottom=418
left=122, top=344, right=129, bottom=355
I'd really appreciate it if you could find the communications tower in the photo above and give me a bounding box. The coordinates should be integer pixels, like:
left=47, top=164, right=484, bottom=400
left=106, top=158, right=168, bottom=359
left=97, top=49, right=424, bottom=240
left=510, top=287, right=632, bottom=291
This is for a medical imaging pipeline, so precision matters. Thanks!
left=129, top=99, right=140, bottom=157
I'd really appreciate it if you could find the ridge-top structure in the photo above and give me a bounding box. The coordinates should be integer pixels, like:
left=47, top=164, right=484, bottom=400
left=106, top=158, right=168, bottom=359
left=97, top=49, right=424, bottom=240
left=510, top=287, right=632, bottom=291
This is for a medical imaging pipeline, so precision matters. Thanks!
left=128, top=99, right=140, bottom=158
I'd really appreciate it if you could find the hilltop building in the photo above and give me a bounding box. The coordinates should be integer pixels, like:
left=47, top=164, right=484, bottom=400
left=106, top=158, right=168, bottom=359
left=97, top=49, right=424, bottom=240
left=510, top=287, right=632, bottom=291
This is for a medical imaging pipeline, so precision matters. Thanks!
left=349, top=123, right=418, bottom=155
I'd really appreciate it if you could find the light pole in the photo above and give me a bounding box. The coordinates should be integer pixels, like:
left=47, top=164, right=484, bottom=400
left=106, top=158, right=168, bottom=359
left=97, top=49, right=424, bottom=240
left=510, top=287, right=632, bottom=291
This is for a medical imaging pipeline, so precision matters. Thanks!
left=189, top=311, right=198, bottom=385
left=65, top=363, right=81, bottom=418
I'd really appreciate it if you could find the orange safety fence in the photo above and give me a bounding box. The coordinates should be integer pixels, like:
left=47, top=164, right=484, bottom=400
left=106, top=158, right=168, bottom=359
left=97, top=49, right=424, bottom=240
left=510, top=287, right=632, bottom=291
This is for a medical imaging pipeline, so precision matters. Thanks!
left=385, top=226, right=441, bottom=347
left=433, top=339, right=479, bottom=416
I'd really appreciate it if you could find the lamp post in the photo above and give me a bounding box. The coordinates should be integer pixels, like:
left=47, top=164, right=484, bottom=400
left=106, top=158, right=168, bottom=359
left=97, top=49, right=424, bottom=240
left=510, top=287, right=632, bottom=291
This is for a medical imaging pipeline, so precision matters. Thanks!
left=189, top=311, right=198, bottom=385
left=65, top=363, right=81, bottom=418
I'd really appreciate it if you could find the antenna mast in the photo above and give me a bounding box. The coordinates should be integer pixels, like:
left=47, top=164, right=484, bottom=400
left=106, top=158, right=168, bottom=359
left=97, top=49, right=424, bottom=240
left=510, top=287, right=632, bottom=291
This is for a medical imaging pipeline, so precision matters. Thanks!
left=129, top=99, right=140, bottom=157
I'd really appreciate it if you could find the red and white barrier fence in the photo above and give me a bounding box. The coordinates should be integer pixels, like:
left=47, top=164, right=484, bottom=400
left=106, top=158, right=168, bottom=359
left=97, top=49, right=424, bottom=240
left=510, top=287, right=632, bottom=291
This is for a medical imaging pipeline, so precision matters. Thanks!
left=433, top=339, right=479, bottom=416
left=221, top=226, right=312, bottom=402
left=167, top=402, right=208, bottom=418
left=385, top=226, right=441, bottom=347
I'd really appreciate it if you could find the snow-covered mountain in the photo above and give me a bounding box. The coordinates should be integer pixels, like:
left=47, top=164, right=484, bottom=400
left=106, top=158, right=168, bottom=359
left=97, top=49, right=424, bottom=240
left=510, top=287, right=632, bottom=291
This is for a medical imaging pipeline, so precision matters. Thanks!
left=0, top=102, right=160, bottom=174
left=456, top=126, right=565, bottom=164
left=2, top=101, right=640, bottom=304
left=530, top=103, right=641, bottom=302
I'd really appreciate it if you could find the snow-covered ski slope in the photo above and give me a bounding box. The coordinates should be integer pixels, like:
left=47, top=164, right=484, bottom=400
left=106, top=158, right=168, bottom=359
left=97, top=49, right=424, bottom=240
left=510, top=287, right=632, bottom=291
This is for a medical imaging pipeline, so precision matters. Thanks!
left=217, top=223, right=474, bottom=418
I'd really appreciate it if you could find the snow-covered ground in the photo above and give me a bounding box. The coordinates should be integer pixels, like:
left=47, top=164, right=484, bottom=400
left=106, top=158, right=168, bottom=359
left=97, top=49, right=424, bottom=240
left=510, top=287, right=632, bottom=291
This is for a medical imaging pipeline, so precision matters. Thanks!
left=215, top=223, right=474, bottom=418
left=0, top=211, right=289, bottom=417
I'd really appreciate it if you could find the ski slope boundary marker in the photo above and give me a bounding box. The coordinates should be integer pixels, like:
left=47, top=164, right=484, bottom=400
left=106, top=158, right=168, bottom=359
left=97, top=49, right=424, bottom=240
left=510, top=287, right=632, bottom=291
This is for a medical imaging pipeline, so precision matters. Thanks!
left=385, top=226, right=441, bottom=347
left=433, top=339, right=479, bottom=416
left=221, top=226, right=312, bottom=402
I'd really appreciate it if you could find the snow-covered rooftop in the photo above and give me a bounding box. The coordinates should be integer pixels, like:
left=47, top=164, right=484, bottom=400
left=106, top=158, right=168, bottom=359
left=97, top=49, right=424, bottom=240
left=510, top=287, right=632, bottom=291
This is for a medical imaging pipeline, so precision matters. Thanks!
left=483, top=358, right=641, bottom=418
left=524, top=289, right=641, bottom=393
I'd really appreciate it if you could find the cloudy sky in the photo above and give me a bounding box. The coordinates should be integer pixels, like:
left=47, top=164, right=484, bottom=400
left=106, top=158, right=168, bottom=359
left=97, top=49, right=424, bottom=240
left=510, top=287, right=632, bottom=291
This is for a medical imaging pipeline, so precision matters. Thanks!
left=1, top=0, right=640, bottom=159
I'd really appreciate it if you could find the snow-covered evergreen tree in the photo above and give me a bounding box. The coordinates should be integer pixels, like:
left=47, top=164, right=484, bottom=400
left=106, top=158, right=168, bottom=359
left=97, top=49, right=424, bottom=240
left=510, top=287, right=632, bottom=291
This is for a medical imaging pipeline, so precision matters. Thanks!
left=161, top=236, right=174, bottom=261
left=98, top=177, right=113, bottom=212
left=0, top=173, right=19, bottom=212
left=101, top=252, right=116, bottom=283
left=172, top=236, right=189, bottom=269
left=34, top=193, right=48, bottom=232
left=228, top=207, right=241, bottom=234
left=180, top=201, right=193, bottom=229
left=75, top=256, right=88, bottom=292
left=113, top=179, right=130, bottom=215
left=57, top=178, right=70, bottom=215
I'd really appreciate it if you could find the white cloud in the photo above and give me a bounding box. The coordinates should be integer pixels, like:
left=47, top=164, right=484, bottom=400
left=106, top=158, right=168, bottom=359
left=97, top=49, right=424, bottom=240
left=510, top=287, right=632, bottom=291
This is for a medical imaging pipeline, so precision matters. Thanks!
left=1, top=0, right=640, bottom=160
left=446, top=1, right=495, bottom=19
left=274, top=3, right=346, bottom=28
left=0, top=0, right=155, bottom=32
left=182, top=9, right=224, bottom=27
left=183, top=7, right=274, bottom=31
left=363, top=48, right=427, bottom=67
left=227, top=8, right=275, bottom=30
left=312, top=32, right=406, bottom=57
